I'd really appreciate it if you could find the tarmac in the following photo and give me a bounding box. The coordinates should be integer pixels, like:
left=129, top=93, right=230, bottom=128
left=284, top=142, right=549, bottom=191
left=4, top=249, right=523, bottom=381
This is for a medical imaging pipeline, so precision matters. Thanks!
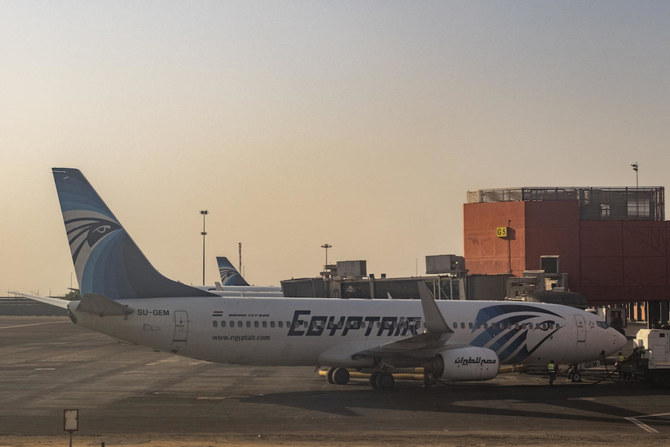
left=1, top=315, right=669, bottom=446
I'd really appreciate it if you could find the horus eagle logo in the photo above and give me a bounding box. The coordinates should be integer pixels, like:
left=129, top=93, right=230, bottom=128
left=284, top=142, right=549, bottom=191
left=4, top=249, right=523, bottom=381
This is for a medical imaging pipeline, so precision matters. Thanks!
left=65, top=216, right=122, bottom=267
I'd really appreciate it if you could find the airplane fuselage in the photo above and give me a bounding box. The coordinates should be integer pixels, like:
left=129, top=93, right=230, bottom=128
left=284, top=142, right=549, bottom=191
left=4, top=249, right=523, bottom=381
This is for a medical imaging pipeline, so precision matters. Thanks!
left=69, top=297, right=624, bottom=368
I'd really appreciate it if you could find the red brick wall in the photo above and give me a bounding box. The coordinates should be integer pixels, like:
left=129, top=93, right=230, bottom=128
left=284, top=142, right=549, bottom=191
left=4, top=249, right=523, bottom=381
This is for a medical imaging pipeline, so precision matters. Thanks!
left=463, top=201, right=526, bottom=276
left=463, top=200, right=670, bottom=305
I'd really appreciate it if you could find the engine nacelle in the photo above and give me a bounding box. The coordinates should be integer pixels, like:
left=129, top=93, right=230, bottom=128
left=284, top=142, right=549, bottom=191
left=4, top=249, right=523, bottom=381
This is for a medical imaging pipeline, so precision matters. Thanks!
left=431, top=347, right=499, bottom=381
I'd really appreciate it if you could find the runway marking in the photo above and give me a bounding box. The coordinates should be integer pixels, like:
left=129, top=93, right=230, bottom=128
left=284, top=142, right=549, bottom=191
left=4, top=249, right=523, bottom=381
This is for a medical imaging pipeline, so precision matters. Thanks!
left=0, top=321, right=69, bottom=330
left=625, top=412, right=670, bottom=434
left=34, top=368, right=56, bottom=371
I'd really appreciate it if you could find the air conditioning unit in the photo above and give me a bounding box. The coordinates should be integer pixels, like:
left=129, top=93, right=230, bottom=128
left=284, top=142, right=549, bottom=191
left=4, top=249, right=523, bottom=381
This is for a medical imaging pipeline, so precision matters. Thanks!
left=540, top=255, right=560, bottom=275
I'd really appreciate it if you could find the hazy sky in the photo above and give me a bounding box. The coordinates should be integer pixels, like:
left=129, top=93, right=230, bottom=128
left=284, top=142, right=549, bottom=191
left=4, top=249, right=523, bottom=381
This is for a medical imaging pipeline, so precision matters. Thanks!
left=2, top=1, right=669, bottom=295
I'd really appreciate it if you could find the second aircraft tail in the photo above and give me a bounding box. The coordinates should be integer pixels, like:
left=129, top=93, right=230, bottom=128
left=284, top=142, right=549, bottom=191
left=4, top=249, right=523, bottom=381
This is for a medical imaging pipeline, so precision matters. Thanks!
left=217, top=256, right=250, bottom=286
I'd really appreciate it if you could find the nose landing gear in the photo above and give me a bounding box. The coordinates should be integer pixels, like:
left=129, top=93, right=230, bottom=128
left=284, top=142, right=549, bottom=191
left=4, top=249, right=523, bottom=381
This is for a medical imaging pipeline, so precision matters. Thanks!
left=566, top=364, right=581, bottom=382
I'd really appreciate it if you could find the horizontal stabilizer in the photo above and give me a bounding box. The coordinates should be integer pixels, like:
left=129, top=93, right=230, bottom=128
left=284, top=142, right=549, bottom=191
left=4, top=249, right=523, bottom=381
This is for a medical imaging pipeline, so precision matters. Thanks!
left=11, top=292, right=70, bottom=309
left=77, top=294, right=135, bottom=317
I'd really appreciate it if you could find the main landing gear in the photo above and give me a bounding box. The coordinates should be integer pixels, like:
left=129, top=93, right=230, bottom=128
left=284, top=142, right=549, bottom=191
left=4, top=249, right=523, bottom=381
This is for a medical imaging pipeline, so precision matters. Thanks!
left=325, top=367, right=395, bottom=390
left=369, top=371, right=395, bottom=390
left=326, top=367, right=350, bottom=385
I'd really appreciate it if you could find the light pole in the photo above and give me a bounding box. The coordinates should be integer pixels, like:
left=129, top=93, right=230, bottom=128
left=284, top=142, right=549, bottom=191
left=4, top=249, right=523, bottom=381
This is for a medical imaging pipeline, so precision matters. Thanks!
left=321, top=243, right=332, bottom=267
left=631, top=162, right=639, bottom=188
left=200, top=210, right=208, bottom=285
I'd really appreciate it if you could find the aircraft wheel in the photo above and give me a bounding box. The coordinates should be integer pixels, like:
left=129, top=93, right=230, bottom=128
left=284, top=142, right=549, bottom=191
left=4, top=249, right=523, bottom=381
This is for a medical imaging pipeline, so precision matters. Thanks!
left=326, top=367, right=337, bottom=384
left=332, top=367, right=350, bottom=385
left=571, top=371, right=581, bottom=382
left=375, top=371, right=395, bottom=390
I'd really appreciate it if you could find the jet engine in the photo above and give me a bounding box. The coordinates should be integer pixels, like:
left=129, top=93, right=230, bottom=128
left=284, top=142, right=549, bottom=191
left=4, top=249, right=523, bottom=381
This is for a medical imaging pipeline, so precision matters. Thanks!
left=430, top=347, right=499, bottom=381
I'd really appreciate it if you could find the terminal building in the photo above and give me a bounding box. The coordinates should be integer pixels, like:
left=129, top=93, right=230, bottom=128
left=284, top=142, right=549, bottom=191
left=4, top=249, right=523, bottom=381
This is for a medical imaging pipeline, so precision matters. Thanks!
left=283, top=185, right=670, bottom=327
left=464, top=186, right=668, bottom=325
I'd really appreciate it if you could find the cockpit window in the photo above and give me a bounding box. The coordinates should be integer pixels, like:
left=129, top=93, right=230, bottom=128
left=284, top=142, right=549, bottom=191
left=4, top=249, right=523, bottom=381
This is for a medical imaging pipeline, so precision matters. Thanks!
left=596, top=321, right=609, bottom=329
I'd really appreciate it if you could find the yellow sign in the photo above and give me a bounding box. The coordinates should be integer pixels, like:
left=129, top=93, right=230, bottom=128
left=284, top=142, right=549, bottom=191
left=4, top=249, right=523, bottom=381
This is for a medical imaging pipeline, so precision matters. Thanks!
left=496, top=227, right=508, bottom=238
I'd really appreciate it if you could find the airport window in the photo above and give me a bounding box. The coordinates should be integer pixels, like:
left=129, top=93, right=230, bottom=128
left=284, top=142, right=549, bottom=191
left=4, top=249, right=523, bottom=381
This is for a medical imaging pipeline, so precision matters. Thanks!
left=628, top=198, right=650, bottom=218
left=212, top=321, right=218, bottom=328
left=600, top=204, right=611, bottom=218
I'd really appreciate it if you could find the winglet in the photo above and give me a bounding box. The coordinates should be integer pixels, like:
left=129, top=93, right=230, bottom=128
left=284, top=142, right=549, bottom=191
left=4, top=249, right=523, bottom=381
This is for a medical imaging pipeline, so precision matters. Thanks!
left=418, top=282, right=452, bottom=333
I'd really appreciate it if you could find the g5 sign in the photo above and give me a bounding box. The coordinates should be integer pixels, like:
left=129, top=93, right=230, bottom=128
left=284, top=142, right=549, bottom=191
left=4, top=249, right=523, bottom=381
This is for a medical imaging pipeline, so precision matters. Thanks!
left=496, top=227, right=509, bottom=238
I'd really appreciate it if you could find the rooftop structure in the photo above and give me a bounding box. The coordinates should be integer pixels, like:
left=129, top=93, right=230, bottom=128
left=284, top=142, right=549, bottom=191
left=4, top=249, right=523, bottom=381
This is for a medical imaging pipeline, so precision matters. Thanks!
left=467, top=186, right=665, bottom=221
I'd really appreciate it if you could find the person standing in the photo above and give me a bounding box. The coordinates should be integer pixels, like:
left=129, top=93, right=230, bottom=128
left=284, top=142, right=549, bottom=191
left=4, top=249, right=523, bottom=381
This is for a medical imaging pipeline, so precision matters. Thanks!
left=548, top=360, right=557, bottom=386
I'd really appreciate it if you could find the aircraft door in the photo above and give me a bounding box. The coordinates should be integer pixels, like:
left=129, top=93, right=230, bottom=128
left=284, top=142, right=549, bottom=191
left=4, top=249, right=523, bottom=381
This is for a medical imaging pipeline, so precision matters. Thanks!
left=575, top=314, right=586, bottom=343
left=173, top=310, right=188, bottom=343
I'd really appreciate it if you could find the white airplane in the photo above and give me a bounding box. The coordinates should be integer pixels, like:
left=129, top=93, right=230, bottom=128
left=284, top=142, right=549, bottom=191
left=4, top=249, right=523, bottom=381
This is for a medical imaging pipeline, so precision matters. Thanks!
left=19, top=168, right=626, bottom=390
left=204, top=256, right=283, bottom=296
left=191, top=257, right=283, bottom=297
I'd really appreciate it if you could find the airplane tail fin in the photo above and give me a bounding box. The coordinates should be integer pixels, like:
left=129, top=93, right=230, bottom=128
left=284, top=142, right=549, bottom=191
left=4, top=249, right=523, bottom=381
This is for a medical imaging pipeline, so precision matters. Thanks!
left=52, top=168, right=215, bottom=300
left=216, top=256, right=250, bottom=286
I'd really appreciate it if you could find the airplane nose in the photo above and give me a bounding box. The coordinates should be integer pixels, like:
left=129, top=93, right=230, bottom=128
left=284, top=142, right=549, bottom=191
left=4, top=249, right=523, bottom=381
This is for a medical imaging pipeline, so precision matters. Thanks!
left=613, top=329, right=627, bottom=351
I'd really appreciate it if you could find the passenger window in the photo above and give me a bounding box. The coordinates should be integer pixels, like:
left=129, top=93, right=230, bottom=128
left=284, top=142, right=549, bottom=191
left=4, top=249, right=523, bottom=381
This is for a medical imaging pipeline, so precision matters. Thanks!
left=262, top=321, right=267, bottom=328
left=230, top=321, right=234, bottom=328
left=212, top=321, right=218, bottom=328
left=246, top=321, right=251, bottom=328
left=254, top=321, right=259, bottom=328
left=468, top=322, right=473, bottom=329
left=460, top=322, right=465, bottom=329
left=237, top=321, right=242, bottom=328
left=278, top=321, right=283, bottom=328
left=221, top=321, right=226, bottom=328
left=270, top=321, right=275, bottom=328
left=453, top=322, right=458, bottom=329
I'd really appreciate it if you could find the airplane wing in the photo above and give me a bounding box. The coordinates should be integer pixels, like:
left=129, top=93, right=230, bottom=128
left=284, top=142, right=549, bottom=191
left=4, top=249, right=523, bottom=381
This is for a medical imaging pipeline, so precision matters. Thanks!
left=352, top=282, right=460, bottom=363
left=353, top=331, right=455, bottom=359
left=10, top=292, right=70, bottom=309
